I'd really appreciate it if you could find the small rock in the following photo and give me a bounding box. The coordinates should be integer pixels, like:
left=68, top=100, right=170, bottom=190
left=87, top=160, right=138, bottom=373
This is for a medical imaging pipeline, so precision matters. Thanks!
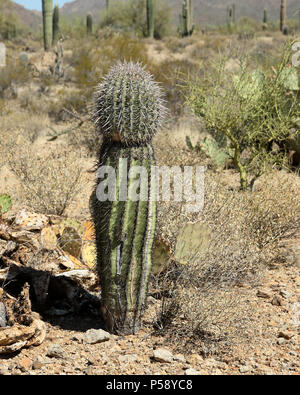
left=118, top=354, right=138, bottom=363
left=173, top=354, right=186, bottom=363
left=184, top=368, right=201, bottom=375
left=0, top=302, right=7, bottom=327
left=153, top=348, right=174, bottom=363
left=18, top=357, right=32, bottom=372
left=279, top=290, right=292, bottom=299
left=83, top=329, right=111, bottom=344
left=0, top=367, right=9, bottom=375
left=239, top=365, right=250, bottom=373
left=32, top=360, right=44, bottom=370
left=277, top=338, right=286, bottom=345
left=278, top=331, right=293, bottom=340
left=47, top=344, right=65, bottom=359
left=257, top=289, right=272, bottom=299
left=70, top=333, right=83, bottom=342
left=271, top=295, right=283, bottom=306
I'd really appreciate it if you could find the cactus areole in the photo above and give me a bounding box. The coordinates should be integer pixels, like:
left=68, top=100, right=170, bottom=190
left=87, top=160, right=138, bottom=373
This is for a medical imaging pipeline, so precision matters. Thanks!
left=91, top=62, right=166, bottom=334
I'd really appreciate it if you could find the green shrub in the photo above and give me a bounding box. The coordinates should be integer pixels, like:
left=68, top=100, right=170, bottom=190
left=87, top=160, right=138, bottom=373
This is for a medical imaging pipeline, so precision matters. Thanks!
left=99, top=0, right=173, bottom=38
left=186, top=43, right=299, bottom=190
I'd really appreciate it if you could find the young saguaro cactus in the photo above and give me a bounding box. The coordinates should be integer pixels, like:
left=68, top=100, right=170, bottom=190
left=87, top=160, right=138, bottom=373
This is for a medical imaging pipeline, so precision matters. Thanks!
left=180, top=0, right=194, bottom=37
left=52, top=3, right=59, bottom=46
left=42, top=0, right=53, bottom=51
left=91, top=62, right=166, bottom=334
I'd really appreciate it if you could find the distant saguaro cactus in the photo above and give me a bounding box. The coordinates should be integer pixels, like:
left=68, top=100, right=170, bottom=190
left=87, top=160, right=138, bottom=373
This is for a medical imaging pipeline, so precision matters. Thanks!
left=106, top=0, right=110, bottom=12
left=232, top=3, right=236, bottom=25
left=280, top=0, right=286, bottom=32
left=87, top=13, right=93, bottom=34
left=263, top=8, right=268, bottom=23
left=146, top=0, right=155, bottom=38
left=180, top=0, right=194, bottom=37
left=91, top=62, right=166, bottom=334
left=52, top=3, right=59, bottom=46
left=42, top=0, right=53, bottom=51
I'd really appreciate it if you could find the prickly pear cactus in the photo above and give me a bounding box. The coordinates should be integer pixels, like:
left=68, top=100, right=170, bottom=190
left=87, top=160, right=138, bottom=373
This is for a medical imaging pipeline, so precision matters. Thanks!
left=233, top=69, right=265, bottom=102
left=91, top=62, right=166, bottom=334
left=0, top=194, right=12, bottom=215
left=278, top=66, right=299, bottom=91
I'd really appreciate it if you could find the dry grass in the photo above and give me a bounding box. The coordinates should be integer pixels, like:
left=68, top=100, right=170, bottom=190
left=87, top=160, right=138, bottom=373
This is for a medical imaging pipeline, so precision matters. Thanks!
left=6, top=142, right=86, bottom=216
left=152, top=164, right=300, bottom=356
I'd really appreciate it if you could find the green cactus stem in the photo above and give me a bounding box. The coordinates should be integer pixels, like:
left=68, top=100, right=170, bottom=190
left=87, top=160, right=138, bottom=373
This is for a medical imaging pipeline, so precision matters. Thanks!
left=52, top=3, right=59, bottom=46
left=42, top=0, right=53, bottom=51
left=91, top=62, right=166, bottom=334
left=87, top=13, right=93, bottom=35
left=146, top=0, right=155, bottom=38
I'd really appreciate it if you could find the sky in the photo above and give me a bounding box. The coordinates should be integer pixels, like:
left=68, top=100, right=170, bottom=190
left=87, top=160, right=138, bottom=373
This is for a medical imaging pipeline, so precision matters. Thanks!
left=13, top=1, right=71, bottom=11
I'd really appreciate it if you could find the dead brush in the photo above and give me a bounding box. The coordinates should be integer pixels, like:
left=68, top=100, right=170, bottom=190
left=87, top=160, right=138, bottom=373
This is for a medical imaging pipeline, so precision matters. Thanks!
left=152, top=168, right=300, bottom=356
left=7, top=143, right=85, bottom=216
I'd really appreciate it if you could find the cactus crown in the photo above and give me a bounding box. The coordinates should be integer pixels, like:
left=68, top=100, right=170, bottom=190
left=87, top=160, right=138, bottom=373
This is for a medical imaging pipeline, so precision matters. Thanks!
left=92, top=61, right=166, bottom=145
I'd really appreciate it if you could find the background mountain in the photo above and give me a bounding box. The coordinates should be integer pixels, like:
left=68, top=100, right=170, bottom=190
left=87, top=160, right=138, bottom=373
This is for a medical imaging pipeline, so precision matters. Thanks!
left=7, top=0, right=300, bottom=30
left=1, top=0, right=41, bottom=30
left=60, top=0, right=300, bottom=25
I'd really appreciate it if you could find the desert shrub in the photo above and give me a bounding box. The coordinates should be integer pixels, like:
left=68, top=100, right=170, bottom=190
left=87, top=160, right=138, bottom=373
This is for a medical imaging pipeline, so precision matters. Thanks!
left=7, top=142, right=85, bottom=216
left=99, top=0, right=173, bottom=38
left=186, top=42, right=300, bottom=190
left=153, top=168, right=300, bottom=356
left=150, top=59, right=200, bottom=118
left=0, top=58, right=30, bottom=97
left=59, top=15, right=86, bottom=39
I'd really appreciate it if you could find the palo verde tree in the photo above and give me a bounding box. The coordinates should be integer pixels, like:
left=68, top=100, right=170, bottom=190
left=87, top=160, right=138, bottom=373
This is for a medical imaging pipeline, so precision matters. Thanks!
left=186, top=44, right=299, bottom=190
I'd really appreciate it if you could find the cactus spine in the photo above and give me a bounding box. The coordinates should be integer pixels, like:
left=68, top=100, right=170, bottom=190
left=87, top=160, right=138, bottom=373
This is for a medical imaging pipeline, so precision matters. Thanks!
left=42, top=0, right=53, bottom=51
left=91, top=62, right=166, bottom=334
left=280, top=0, right=286, bottom=32
left=52, top=3, right=59, bottom=46
left=87, top=13, right=93, bottom=35
left=180, top=0, right=194, bottom=37
left=146, top=0, right=155, bottom=38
